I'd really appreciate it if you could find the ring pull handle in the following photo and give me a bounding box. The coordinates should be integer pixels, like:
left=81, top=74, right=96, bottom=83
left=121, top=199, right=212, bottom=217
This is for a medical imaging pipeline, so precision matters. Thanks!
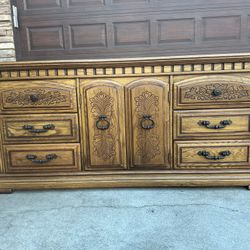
left=198, top=120, right=232, bottom=129
left=26, top=154, right=57, bottom=164
left=30, top=94, right=39, bottom=102
left=141, top=115, right=155, bottom=130
left=96, top=115, right=110, bottom=130
left=23, top=124, right=55, bottom=133
left=197, top=150, right=231, bottom=160
left=211, top=89, right=222, bottom=97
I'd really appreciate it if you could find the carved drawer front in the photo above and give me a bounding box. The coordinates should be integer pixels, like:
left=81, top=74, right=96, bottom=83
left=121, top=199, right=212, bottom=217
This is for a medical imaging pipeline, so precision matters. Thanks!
left=175, top=141, right=250, bottom=169
left=174, top=109, right=250, bottom=139
left=174, top=75, right=250, bottom=109
left=127, top=79, right=170, bottom=169
left=81, top=80, right=126, bottom=170
left=4, top=144, right=81, bottom=173
left=0, top=80, right=77, bottom=113
left=1, top=114, right=79, bottom=144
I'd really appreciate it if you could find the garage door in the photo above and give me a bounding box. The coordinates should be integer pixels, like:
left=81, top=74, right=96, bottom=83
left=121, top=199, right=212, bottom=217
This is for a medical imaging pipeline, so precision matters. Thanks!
left=11, top=0, right=250, bottom=60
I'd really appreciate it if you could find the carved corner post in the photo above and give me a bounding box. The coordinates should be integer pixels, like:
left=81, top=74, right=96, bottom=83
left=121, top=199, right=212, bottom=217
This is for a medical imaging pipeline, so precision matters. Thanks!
left=0, top=188, right=14, bottom=194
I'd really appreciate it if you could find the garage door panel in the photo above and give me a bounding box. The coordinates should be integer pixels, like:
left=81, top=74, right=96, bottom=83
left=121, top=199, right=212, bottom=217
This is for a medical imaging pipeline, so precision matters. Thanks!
left=12, top=0, right=250, bottom=60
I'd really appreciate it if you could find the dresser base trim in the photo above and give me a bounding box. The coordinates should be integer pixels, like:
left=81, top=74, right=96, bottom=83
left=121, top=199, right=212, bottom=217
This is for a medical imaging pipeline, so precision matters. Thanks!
left=1, top=174, right=250, bottom=190
left=0, top=188, right=13, bottom=194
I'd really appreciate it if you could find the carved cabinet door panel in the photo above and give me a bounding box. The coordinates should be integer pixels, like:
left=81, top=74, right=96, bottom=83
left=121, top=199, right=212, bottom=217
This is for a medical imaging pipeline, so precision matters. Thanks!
left=81, top=80, right=126, bottom=170
left=126, top=79, right=170, bottom=169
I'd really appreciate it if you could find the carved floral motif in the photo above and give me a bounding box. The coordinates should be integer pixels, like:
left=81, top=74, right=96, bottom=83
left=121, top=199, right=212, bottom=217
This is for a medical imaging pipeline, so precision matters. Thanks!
left=5, top=88, right=67, bottom=106
left=89, top=91, right=114, bottom=115
left=135, top=91, right=159, bottom=114
left=134, top=91, right=160, bottom=161
left=184, top=83, right=249, bottom=101
left=89, top=91, right=116, bottom=161
left=92, top=134, right=116, bottom=160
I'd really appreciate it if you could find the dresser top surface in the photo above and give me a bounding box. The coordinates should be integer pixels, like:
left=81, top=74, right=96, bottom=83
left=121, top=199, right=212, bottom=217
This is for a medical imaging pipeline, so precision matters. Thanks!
left=2, top=53, right=250, bottom=70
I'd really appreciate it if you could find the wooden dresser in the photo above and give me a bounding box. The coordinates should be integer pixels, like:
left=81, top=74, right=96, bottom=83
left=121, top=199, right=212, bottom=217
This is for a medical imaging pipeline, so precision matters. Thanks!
left=1, top=54, right=250, bottom=192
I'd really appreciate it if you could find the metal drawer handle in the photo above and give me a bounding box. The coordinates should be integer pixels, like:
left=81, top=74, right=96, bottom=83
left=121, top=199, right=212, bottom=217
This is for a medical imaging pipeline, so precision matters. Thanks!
left=96, top=115, right=110, bottom=130
left=197, top=150, right=231, bottom=160
left=23, top=124, right=55, bottom=133
left=141, top=115, right=155, bottom=130
left=26, top=154, right=57, bottom=164
left=30, top=94, right=39, bottom=102
left=198, top=120, right=232, bottom=129
left=211, top=89, right=222, bottom=97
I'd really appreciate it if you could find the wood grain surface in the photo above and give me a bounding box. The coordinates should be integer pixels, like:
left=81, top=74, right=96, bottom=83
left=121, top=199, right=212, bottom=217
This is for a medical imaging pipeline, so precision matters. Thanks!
left=1, top=55, right=250, bottom=190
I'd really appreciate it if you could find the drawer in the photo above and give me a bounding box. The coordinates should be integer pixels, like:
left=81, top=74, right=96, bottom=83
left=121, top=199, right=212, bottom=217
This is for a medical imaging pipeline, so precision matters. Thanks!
left=174, top=75, right=250, bottom=109
left=0, top=114, right=79, bottom=144
left=174, top=109, right=250, bottom=139
left=0, top=79, right=77, bottom=113
left=4, top=144, right=81, bottom=173
left=174, top=140, right=250, bottom=169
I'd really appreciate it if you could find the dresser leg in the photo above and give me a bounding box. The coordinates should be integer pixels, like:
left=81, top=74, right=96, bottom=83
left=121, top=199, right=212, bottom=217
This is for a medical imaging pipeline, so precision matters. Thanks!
left=247, top=186, right=250, bottom=190
left=0, top=188, right=13, bottom=194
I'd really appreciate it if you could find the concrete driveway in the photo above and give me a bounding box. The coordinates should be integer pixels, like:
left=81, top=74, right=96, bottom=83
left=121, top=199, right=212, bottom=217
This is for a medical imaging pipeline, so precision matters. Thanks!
left=0, top=188, right=250, bottom=250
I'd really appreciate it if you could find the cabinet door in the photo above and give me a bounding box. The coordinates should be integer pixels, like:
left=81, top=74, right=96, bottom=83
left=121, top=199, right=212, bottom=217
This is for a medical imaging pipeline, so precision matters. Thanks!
left=81, top=80, right=126, bottom=170
left=126, top=79, right=170, bottom=168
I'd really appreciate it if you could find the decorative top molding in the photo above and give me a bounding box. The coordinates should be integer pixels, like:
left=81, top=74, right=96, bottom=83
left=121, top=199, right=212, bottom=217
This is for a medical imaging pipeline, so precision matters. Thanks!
left=1, top=54, right=250, bottom=79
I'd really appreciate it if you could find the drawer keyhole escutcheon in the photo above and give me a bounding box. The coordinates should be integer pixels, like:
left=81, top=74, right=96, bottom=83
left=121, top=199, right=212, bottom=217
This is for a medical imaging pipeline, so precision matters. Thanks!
left=197, top=150, right=231, bottom=160
left=26, top=154, right=57, bottom=164
left=29, top=94, right=39, bottom=102
left=211, top=89, right=222, bottom=97
left=198, top=120, right=232, bottom=129
left=141, top=115, right=155, bottom=130
left=23, top=124, right=55, bottom=133
left=96, top=115, right=110, bottom=130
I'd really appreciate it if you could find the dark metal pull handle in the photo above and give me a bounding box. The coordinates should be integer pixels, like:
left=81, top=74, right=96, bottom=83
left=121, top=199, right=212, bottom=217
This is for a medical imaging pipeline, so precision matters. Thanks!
left=211, top=89, right=222, bottom=97
left=141, top=115, right=155, bottom=130
left=26, top=154, right=57, bottom=164
left=96, top=115, right=110, bottom=130
left=198, top=120, right=232, bottom=129
left=23, top=124, right=55, bottom=133
left=197, top=150, right=231, bottom=160
left=30, top=94, right=39, bottom=102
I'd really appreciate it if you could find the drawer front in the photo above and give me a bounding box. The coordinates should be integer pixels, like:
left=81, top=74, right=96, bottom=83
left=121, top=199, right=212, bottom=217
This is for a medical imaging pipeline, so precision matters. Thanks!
left=4, top=144, right=81, bottom=173
left=1, top=114, right=79, bottom=143
left=175, top=141, right=250, bottom=169
left=0, top=80, right=77, bottom=113
left=174, top=75, right=250, bottom=109
left=174, top=109, right=250, bottom=139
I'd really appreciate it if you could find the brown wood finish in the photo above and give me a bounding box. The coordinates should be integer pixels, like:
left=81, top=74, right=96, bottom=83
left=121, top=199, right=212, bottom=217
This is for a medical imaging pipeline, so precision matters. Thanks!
left=0, top=114, right=79, bottom=144
left=0, top=79, right=77, bottom=114
left=174, top=75, right=250, bottom=110
left=126, top=78, right=170, bottom=169
left=3, top=144, right=81, bottom=173
left=0, top=188, right=13, bottom=194
left=80, top=79, right=126, bottom=170
left=174, top=140, right=250, bottom=169
left=1, top=54, right=250, bottom=190
left=11, top=0, right=250, bottom=60
left=174, top=109, right=250, bottom=140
